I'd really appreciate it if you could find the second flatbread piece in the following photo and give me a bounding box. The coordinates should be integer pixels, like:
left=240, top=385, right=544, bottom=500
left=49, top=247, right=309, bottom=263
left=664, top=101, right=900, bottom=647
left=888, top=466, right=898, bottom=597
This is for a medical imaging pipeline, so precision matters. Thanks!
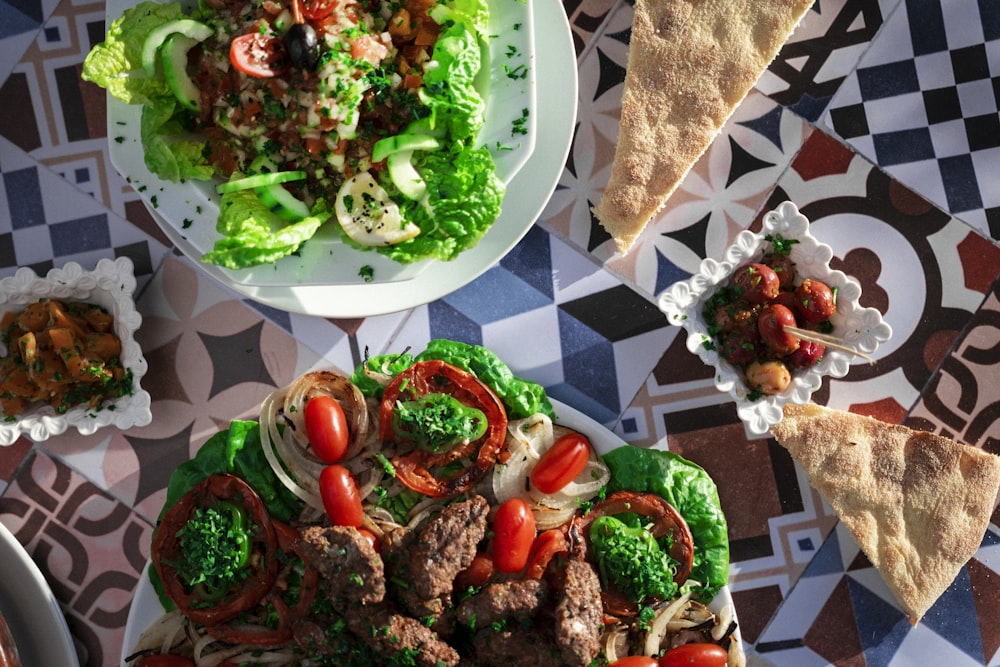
left=770, top=403, right=1000, bottom=624
left=593, top=0, right=813, bottom=254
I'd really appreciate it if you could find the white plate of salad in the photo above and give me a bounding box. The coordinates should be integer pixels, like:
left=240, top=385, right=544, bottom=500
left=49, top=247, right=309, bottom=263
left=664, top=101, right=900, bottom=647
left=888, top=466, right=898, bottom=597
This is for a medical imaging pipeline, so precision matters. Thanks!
left=88, top=0, right=573, bottom=317
left=120, top=340, right=743, bottom=667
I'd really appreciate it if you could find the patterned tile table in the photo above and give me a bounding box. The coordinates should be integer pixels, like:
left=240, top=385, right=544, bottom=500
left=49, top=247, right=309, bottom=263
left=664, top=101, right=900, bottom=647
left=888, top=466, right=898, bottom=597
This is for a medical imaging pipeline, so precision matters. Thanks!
left=1, top=0, right=999, bottom=665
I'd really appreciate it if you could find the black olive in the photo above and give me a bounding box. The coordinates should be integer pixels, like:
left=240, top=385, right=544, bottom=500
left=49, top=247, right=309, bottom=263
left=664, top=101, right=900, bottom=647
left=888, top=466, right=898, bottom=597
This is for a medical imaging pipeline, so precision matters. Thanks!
left=285, top=23, right=321, bottom=71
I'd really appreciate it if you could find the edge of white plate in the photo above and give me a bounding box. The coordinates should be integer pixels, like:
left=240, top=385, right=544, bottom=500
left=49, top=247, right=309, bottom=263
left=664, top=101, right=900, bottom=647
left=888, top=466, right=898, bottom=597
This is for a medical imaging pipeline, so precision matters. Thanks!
left=136, top=0, right=576, bottom=317
left=0, top=521, right=79, bottom=667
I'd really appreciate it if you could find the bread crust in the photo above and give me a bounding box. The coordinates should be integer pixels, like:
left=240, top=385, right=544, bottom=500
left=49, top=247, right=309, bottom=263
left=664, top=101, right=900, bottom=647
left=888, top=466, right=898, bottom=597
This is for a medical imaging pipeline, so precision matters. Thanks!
left=592, top=0, right=813, bottom=254
left=770, top=403, right=1000, bottom=623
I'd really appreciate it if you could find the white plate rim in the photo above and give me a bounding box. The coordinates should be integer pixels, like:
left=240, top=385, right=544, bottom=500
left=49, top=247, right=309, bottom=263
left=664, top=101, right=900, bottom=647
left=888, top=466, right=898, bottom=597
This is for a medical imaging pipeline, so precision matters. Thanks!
left=121, top=398, right=740, bottom=664
left=108, top=0, right=576, bottom=317
left=0, top=521, right=79, bottom=667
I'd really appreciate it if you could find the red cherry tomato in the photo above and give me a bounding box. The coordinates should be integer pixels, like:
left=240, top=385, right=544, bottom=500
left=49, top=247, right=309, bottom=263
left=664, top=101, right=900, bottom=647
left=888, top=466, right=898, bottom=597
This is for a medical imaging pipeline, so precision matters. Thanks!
left=357, top=527, right=381, bottom=554
left=491, top=497, right=536, bottom=573
left=658, top=643, right=728, bottom=667
left=530, top=432, right=591, bottom=494
left=138, top=657, right=197, bottom=667
left=757, top=303, right=800, bottom=356
left=607, top=657, right=658, bottom=667
left=319, top=465, right=364, bottom=527
left=302, top=0, right=337, bottom=19
left=795, top=278, right=837, bottom=323
left=730, top=263, right=780, bottom=304
left=455, top=551, right=495, bottom=590
left=304, top=395, right=350, bottom=463
left=230, top=33, right=289, bottom=78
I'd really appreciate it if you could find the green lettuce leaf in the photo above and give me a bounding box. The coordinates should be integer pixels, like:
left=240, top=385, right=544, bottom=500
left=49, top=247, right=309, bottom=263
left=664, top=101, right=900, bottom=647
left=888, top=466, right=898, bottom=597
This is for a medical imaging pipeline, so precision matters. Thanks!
left=151, top=420, right=304, bottom=610
left=81, top=0, right=184, bottom=106
left=140, top=98, right=213, bottom=181
left=349, top=339, right=554, bottom=421
left=602, top=447, right=730, bottom=602
left=201, top=190, right=326, bottom=269
left=419, top=23, right=486, bottom=142
left=368, top=143, right=503, bottom=263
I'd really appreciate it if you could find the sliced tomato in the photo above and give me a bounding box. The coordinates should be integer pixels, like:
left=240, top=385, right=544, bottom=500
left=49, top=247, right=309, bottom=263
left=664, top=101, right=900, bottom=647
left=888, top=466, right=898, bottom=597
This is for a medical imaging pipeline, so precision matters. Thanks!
left=381, top=360, right=508, bottom=498
left=206, top=521, right=320, bottom=646
left=574, top=490, right=695, bottom=619
left=530, top=431, right=591, bottom=494
left=492, top=497, right=536, bottom=573
left=319, top=464, right=364, bottom=527
left=151, top=474, right=278, bottom=626
left=524, top=528, right=568, bottom=579
left=455, top=552, right=495, bottom=590
left=658, top=643, right=728, bottom=667
left=230, top=33, right=289, bottom=78
left=301, top=0, right=337, bottom=20
left=304, top=395, right=350, bottom=463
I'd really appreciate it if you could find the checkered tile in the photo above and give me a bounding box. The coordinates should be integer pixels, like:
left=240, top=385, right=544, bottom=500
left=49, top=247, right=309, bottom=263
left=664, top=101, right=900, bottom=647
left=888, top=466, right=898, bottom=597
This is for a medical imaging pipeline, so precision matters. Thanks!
left=822, top=0, right=1000, bottom=237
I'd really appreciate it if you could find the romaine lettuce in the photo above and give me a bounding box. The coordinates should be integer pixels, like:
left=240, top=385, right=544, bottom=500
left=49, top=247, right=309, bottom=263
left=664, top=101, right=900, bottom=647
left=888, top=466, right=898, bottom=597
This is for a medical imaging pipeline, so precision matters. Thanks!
left=201, top=189, right=325, bottom=269
left=82, top=0, right=186, bottom=106
left=602, top=447, right=731, bottom=602
left=350, top=339, right=554, bottom=421
left=419, top=22, right=486, bottom=142
left=140, top=98, right=214, bottom=181
left=373, top=143, right=503, bottom=263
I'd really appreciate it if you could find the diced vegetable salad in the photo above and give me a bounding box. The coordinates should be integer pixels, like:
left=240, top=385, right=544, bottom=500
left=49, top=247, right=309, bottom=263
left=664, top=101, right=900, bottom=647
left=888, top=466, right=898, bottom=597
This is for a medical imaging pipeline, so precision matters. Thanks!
left=83, top=0, right=504, bottom=270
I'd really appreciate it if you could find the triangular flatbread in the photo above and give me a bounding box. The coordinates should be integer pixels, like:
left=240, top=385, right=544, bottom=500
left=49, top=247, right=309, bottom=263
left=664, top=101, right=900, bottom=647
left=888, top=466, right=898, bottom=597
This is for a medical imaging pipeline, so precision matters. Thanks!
left=770, top=403, right=1000, bottom=624
left=593, top=0, right=813, bottom=254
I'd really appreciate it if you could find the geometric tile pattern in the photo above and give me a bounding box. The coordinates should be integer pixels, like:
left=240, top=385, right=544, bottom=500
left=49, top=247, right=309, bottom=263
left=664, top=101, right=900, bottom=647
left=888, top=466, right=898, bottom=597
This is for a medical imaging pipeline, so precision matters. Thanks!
left=0, top=1, right=999, bottom=666
left=822, top=0, right=1000, bottom=238
left=386, top=225, right=673, bottom=427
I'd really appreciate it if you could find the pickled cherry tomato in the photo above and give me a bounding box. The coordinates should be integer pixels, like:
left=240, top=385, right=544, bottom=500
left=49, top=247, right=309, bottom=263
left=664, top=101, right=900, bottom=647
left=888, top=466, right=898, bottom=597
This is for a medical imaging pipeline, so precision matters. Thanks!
left=304, top=395, right=350, bottom=463
left=319, top=465, right=364, bottom=527
left=658, top=643, right=728, bottom=667
left=757, top=303, right=800, bottom=356
left=795, top=278, right=837, bottom=323
left=788, top=339, right=826, bottom=368
left=530, top=432, right=591, bottom=494
left=492, top=497, right=536, bottom=573
left=730, top=263, right=780, bottom=304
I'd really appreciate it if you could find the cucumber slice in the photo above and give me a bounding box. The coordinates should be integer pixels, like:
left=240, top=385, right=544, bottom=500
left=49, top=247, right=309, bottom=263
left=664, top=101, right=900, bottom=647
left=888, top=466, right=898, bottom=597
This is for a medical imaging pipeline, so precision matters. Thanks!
left=141, top=19, right=213, bottom=76
left=256, top=184, right=310, bottom=221
left=387, top=150, right=426, bottom=200
left=161, top=33, right=201, bottom=111
left=216, top=171, right=308, bottom=194
left=371, top=134, right=440, bottom=163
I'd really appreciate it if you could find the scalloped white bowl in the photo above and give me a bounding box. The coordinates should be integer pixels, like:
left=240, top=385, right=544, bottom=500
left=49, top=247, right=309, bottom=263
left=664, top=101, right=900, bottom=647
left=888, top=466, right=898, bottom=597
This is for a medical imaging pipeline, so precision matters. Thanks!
left=0, top=258, right=151, bottom=445
left=658, top=201, right=892, bottom=436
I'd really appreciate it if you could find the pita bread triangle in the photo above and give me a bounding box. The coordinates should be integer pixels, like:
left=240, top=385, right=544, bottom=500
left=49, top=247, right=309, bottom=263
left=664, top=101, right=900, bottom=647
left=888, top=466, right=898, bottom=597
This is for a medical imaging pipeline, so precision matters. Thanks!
left=770, top=403, right=1000, bottom=624
left=592, top=0, right=814, bottom=254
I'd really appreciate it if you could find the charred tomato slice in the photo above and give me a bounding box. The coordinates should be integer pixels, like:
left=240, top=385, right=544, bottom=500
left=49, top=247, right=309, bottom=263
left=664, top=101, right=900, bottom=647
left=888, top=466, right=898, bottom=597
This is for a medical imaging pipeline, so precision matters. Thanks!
left=152, top=473, right=278, bottom=626
left=380, top=359, right=508, bottom=498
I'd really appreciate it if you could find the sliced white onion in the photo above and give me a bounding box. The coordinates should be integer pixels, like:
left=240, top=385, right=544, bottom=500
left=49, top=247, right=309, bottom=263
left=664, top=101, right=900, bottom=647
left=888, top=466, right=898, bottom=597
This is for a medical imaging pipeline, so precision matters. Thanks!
left=493, top=414, right=610, bottom=529
left=258, top=370, right=380, bottom=512
left=644, top=591, right=693, bottom=656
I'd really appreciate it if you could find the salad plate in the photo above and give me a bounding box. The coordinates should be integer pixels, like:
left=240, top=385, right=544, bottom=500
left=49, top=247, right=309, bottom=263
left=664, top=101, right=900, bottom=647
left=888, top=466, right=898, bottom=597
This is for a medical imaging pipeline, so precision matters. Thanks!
left=0, top=521, right=79, bottom=667
left=120, top=397, right=741, bottom=665
left=106, top=0, right=571, bottom=317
